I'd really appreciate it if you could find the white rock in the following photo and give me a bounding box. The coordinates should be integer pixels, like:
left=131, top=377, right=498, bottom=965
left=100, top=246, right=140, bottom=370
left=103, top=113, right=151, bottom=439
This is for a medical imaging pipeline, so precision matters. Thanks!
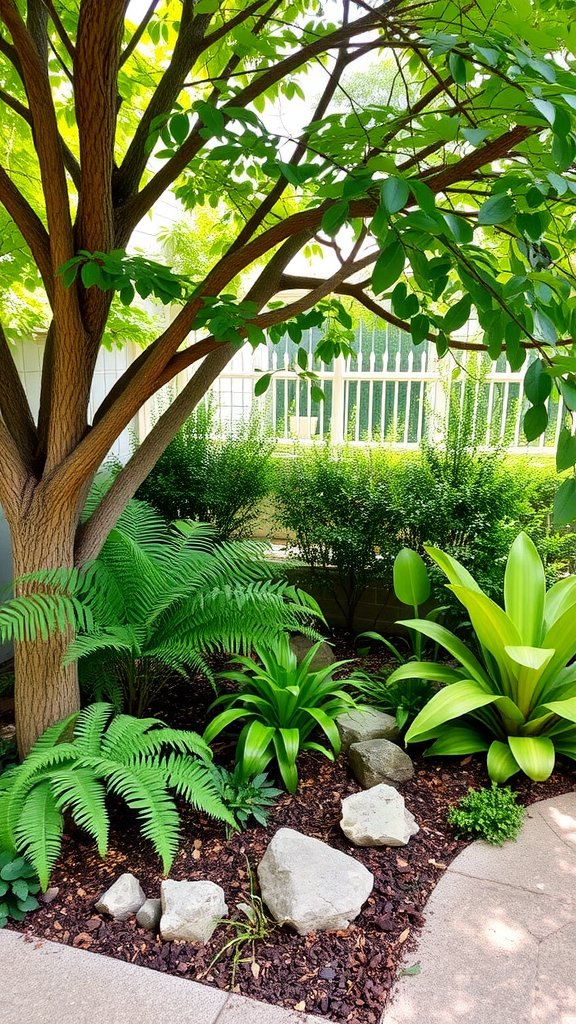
left=160, top=880, right=228, bottom=943
left=258, top=827, right=373, bottom=935
left=94, top=873, right=146, bottom=921
left=336, top=707, right=400, bottom=753
left=136, top=898, right=162, bottom=931
left=340, top=784, right=419, bottom=847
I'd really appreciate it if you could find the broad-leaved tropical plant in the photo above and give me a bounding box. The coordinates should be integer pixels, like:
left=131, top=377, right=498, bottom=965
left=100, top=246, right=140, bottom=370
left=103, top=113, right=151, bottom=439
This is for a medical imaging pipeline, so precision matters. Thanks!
left=0, top=703, right=235, bottom=889
left=1, top=501, right=323, bottom=716
left=395, top=533, right=576, bottom=782
left=204, top=639, right=356, bottom=792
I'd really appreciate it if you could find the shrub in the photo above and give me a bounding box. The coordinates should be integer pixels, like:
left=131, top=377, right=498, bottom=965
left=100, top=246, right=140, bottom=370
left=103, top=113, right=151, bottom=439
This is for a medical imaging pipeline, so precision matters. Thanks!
left=399, top=532, right=576, bottom=782
left=0, top=704, right=235, bottom=889
left=447, top=785, right=525, bottom=845
left=135, top=399, right=275, bottom=539
left=0, top=850, right=40, bottom=926
left=204, top=638, right=357, bottom=792
left=274, top=445, right=401, bottom=630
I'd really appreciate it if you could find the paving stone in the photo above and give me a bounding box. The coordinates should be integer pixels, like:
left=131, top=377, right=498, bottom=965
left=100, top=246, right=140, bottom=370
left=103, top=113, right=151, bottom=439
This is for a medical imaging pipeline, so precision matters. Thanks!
left=94, top=873, right=146, bottom=921
left=340, top=784, right=419, bottom=847
left=160, top=880, right=228, bottom=944
left=336, top=708, right=400, bottom=753
left=258, top=827, right=373, bottom=934
left=348, top=738, right=414, bottom=789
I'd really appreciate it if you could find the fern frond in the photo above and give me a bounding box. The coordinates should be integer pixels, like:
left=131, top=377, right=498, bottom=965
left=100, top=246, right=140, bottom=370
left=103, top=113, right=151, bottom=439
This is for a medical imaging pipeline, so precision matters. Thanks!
left=14, top=780, right=64, bottom=890
left=50, top=768, right=109, bottom=857
left=104, top=763, right=180, bottom=874
left=0, top=593, right=92, bottom=643
left=122, top=727, right=213, bottom=764
left=161, top=753, right=236, bottom=826
left=64, top=626, right=142, bottom=665
left=99, top=714, right=167, bottom=762
left=71, top=704, right=114, bottom=755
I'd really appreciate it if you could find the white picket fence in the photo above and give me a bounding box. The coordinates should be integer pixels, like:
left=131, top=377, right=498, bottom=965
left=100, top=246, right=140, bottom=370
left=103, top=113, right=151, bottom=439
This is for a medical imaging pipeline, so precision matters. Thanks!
left=207, top=319, right=563, bottom=452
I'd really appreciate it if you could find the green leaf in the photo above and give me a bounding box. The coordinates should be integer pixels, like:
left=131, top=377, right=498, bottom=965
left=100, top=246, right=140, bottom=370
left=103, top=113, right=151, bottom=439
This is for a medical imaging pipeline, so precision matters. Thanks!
left=553, top=477, right=576, bottom=527
left=409, top=179, right=436, bottom=216
left=461, top=128, right=491, bottom=145
left=393, top=549, right=430, bottom=608
left=381, top=177, right=409, bottom=214
left=556, top=428, right=576, bottom=472
left=503, top=533, right=545, bottom=647
left=321, top=201, right=349, bottom=236
left=533, top=308, right=558, bottom=345
left=523, top=404, right=548, bottom=442
left=487, top=741, right=520, bottom=782
left=443, top=295, right=472, bottom=333
left=170, top=113, right=189, bottom=146
left=372, top=240, right=405, bottom=294
left=552, top=133, right=576, bottom=172
left=254, top=373, right=272, bottom=397
left=477, top=195, right=515, bottom=226
left=405, top=679, right=501, bottom=743
left=80, top=261, right=102, bottom=289
left=507, top=736, right=555, bottom=781
left=524, top=360, right=552, bottom=404
left=442, top=213, right=473, bottom=244
left=531, top=98, right=555, bottom=125
left=410, top=314, right=429, bottom=345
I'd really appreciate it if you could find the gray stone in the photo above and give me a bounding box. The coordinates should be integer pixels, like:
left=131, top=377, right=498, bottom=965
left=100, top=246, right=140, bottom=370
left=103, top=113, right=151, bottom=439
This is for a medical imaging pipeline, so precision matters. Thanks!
left=160, top=880, right=228, bottom=944
left=349, top=738, right=414, bottom=788
left=40, top=887, right=59, bottom=905
left=136, top=898, right=162, bottom=931
left=289, top=634, right=335, bottom=670
left=258, top=827, right=373, bottom=935
left=336, top=707, right=400, bottom=753
left=340, top=784, right=419, bottom=847
left=94, top=873, right=146, bottom=921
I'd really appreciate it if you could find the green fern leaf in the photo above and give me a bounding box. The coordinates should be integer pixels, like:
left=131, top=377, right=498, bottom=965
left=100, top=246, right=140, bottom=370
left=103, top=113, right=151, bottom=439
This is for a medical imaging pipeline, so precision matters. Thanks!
left=50, top=768, right=109, bottom=857
left=103, top=763, right=180, bottom=874
left=14, top=780, right=64, bottom=891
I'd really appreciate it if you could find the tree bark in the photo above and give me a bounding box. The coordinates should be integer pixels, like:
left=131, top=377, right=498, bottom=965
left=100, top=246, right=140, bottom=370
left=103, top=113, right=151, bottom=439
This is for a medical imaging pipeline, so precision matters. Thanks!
left=11, top=496, right=81, bottom=759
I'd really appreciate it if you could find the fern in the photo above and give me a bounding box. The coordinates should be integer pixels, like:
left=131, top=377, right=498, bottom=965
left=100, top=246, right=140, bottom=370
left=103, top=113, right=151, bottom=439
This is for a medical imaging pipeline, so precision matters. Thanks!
left=0, top=499, right=323, bottom=717
left=0, top=703, right=235, bottom=889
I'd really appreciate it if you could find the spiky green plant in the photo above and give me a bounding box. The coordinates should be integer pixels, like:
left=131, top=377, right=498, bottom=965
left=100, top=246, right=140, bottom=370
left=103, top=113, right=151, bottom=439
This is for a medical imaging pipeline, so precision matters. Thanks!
left=0, top=501, right=323, bottom=716
left=0, top=703, right=235, bottom=889
left=204, top=638, right=356, bottom=792
left=393, top=533, right=576, bottom=782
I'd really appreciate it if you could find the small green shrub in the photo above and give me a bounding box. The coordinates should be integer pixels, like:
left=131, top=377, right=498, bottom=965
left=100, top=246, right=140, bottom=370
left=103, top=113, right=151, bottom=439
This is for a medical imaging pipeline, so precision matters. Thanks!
left=351, top=669, right=436, bottom=733
left=274, top=445, right=401, bottom=631
left=210, top=765, right=283, bottom=834
left=0, top=703, right=235, bottom=889
left=135, top=399, right=275, bottom=540
left=447, top=784, right=525, bottom=845
left=0, top=850, right=40, bottom=926
left=204, top=638, right=357, bottom=792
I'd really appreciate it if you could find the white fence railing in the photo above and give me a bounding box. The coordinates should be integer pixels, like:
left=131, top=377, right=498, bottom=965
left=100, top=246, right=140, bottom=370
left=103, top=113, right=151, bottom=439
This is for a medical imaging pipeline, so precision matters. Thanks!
left=205, top=319, right=564, bottom=452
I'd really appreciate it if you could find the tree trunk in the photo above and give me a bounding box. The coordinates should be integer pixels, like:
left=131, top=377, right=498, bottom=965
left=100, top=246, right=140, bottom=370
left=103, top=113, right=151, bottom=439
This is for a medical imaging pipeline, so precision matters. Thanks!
left=11, top=499, right=81, bottom=760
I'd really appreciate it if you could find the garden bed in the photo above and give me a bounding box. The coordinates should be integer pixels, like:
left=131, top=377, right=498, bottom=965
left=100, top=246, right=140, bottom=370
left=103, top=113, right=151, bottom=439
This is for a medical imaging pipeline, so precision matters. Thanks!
left=4, top=637, right=576, bottom=1024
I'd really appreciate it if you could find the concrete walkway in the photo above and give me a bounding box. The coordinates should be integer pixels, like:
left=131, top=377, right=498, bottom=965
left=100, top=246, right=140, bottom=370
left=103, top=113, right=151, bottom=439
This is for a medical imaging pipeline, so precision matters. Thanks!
left=381, top=791, right=576, bottom=1024
left=1, top=792, right=575, bottom=1024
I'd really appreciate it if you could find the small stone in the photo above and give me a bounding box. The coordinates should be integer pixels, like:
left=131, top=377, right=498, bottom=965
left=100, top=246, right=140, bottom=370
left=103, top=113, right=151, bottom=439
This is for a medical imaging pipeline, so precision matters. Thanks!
left=94, top=873, right=146, bottom=921
left=258, top=827, right=373, bottom=935
left=349, top=738, right=414, bottom=789
left=136, top=898, right=162, bottom=931
left=289, top=634, right=335, bottom=670
left=340, top=784, right=419, bottom=847
left=319, top=967, right=336, bottom=980
left=160, top=880, right=227, bottom=944
left=40, top=887, right=59, bottom=905
left=336, top=708, right=400, bottom=753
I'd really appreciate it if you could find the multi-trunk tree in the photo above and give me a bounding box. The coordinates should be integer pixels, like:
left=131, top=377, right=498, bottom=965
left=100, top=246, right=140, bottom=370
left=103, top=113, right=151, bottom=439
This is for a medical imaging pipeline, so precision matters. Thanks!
left=1, top=0, right=576, bottom=757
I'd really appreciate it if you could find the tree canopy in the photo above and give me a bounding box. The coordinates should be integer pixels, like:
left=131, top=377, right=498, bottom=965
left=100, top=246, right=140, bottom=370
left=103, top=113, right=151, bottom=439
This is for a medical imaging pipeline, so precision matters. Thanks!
left=2, top=0, right=576, bottom=754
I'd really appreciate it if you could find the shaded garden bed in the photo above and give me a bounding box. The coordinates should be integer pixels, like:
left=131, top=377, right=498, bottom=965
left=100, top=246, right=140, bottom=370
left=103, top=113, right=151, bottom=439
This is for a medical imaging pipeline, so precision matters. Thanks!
left=4, top=640, right=576, bottom=1023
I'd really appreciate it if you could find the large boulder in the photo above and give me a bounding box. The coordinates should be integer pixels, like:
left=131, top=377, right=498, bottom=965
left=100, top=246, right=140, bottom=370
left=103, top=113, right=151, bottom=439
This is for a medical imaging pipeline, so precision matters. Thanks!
left=349, top=738, right=414, bottom=789
left=160, top=880, right=228, bottom=943
left=258, top=827, right=373, bottom=934
left=336, top=707, right=400, bottom=753
left=94, top=873, right=146, bottom=921
left=289, top=634, right=335, bottom=670
left=340, top=784, right=419, bottom=847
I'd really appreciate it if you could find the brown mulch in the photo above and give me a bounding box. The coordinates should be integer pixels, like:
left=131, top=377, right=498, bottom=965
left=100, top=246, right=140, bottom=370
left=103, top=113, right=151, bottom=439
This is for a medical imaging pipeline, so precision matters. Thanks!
left=4, top=635, right=576, bottom=1023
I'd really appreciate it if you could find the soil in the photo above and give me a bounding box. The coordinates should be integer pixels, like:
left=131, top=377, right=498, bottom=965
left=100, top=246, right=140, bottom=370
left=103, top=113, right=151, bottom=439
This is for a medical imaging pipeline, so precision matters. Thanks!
left=3, top=635, right=576, bottom=1024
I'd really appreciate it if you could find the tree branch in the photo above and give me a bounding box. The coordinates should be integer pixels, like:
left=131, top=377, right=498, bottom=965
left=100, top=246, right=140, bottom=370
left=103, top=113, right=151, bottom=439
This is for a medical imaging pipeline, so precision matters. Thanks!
left=41, top=0, right=75, bottom=61
left=0, top=414, right=30, bottom=523
left=0, top=162, right=53, bottom=300
left=119, top=0, right=158, bottom=67
left=0, top=321, right=38, bottom=470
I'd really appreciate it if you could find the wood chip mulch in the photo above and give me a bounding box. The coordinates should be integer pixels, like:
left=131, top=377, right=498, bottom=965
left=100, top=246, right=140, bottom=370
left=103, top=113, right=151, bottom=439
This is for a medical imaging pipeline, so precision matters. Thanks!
left=4, top=636, right=576, bottom=1023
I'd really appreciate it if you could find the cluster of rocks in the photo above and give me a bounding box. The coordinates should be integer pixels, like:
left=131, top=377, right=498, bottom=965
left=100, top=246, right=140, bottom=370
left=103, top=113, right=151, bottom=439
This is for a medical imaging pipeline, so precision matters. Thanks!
left=94, top=874, right=228, bottom=941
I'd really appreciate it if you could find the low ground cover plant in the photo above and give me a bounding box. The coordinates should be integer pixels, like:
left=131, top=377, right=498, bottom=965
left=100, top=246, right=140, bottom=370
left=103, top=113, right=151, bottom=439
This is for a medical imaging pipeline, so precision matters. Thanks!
left=447, top=784, right=525, bottom=845
left=0, top=850, right=40, bottom=926
left=0, top=704, right=235, bottom=889
left=395, top=533, right=576, bottom=782
left=204, top=638, right=357, bottom=792
left=210, top=765, right=283, bottom=835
